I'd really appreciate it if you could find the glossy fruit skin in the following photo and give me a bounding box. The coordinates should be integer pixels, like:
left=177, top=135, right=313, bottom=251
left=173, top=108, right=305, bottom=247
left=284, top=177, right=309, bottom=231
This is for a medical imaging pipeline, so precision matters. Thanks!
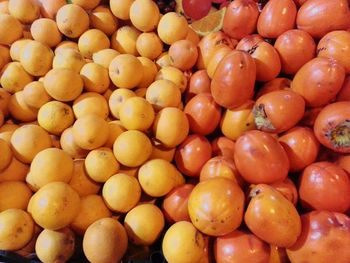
left=270, top=178, right=298, bottom=206
left=162, top=184, right=194, bottom=223
left=223, top=0, right=259, bottom=40
left=245, top=184, right=302, bottom=248
left=336, top=154, right=350, bottom=174
left=274, top=29, right=316, bottom=75
left=186, top=70, right=211, bottom=101
left=211, top=136, right=235, bottom=158
left=234, top=130, right=289, bottom=184
left=183, top=0, right=211, bottom=20
left=200, top=156, right=244, bottom=187
left=317, top=30, right=350, bottom=73
left=235, top=34, right=263, bottom=51
left=253, top=90, right=305, bottom=133
left=214, top=230, right=270, bottom=263
left=296, top=0, right=350, bottom=38
left=279, top=126, right=320, bottom=172
left=299, top=162, right=350, bottom=212
left=175, top=134, right=212, bottom=177
left=337, top=75, right=350, bottom=101
left=287, top=211, right=350, bottom=263
left=257, top=0, right=297, bottom=38
left=184, top=93, right=221, bottom=136
left=314, top=101, right=350, bottom=153
left=211, top=50, right=256, bottom=109
left=188, top=178, right=245, bottom=236
left=255, top=78, right=291, bottom=99
left=241, top=41, right=281, bottom=82
left=291, top=57, right=345, bottom=107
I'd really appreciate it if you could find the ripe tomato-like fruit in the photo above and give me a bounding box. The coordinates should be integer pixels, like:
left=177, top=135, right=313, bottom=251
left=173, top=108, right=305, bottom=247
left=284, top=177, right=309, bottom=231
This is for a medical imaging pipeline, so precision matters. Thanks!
left=337, top=75, right=350, bottom=101
left=279, top=126, right=320, bottom=172
left=274, top=29, right=316, bottom=75
left=175, top=134, right=212, bottom=177
left=257, top=0, right=297, bottom=38
left=186, top=70, right=211, bottom=101
left=296, top=0, right=350, bottom=38
left=299, top=162, right=350, bottom=212
left=255, top=78, right=291, bottom=99
left=287, top=211, right=350, bottom=263
left=253, top=90, right=305, bottom=133
left=317, top=30, right=350, bottom=74
left=291, top=57, right=345, bottom=107
left=235, top=34, right=263, bottom=51
left=188, top=178, right=245, bottom=236
left=200, top=156, right=244, bottom=187
left=184, top=93, right=222, bottom=136
left=314, top=101, right=350, bottom=153
left=162, top=184, right=194, bottom=223
left=234, top=130, right=289, bottom=184
left=211, top=136, right=235, bottom=158
left=270, top=178, right=298, bottom=206
left=245, top=184, right=301, bottom=248
left=223, top=0, right=259, bottom=40
left=183, top=0, right=211, bottom=20
left=214, top=230, right=270, bottom=263
left=211, top=50, right=256, bottom=109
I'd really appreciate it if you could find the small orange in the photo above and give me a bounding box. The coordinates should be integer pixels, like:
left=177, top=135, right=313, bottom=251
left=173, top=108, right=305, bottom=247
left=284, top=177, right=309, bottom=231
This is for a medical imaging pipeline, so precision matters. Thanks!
left=56, top=4, right=89, bottom=38
left=156, top=66, right=188, bottom=93
left=0, top=157, right=29, bottom=183
left=136, top=33, right=163, bottom=60
left=108, top=88, right=136, bottom=119
left=0, top=14, right=22, bottom=45
left=105, top=120, right=126, bottom=148
left=22, top=81, right=51, bottom=109
left=80, top=62, right=110, bottom=93
left=146, top=79, right=182, bottom=110
left=169, top=39, right=198, bottom=71
left=1, top=62, right=33, bottom=94
left=71, top=0, right=100, bottom=10
left=53, top=48, right=86, bottom=73
left=90, top=5, right=118, bottom=36
left=78, top=29, right=110, bottom=59
left=129, top=0, right=160, bottom=32
left=92, top=48, right=119, bottom=69
left=110, top=0, right=133, bottom=20
left=8, top=0, right=39, bottom=24
left=0, top=181, right=32, bottom=212
left=157, top=12, right=188, bottom=45
left=73, top=92, right=109, bottom=119
left=30, top=18, right=62, bottom=48
left=54, top=40, right=79, bottom=54
left=113, top=130, right=152, bottom=167
left=111, top=26, right=141, bottom=56
left=9, top=39, right=31, bottom=62
left=60, top=128, right=89, bottom=159
left=8, top=91, right=38, bottom=122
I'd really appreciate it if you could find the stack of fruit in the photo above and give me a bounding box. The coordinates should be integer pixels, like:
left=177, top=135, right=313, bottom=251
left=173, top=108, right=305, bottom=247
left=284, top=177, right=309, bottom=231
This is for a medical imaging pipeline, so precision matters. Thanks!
left=0, top=0, right=350, bottom=262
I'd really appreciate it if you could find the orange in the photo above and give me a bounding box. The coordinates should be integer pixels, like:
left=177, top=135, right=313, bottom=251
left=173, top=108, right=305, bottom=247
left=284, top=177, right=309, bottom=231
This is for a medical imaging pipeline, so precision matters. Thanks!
left=162, top=221, right=205, bottom=263
left=53, top=48, right=86, bottom=73
left=10, top=124, right=52, bottom=164
left=0, top=138, right=11, bottom=171
left=124, top=204, right=165, bottom=245
left=26, top=148, right=74, bottom=191
left=71, top=0, right=100, bottom=10
left=9, top=39, right=31, bottom=62
left=137, top=56, right=158, bottom=89
left=35, top=228, right=75, bottom=263
left=136, top=33, right=163, bottom=60
left=36, top=0, right=66, bottom=19
left=90, top=5, right=118, bottom=36
left=37, top=101, right=74, bottom=135
left=129, top=0, right=160, bottom=32
left=110, top=0, right=133, bottom=20
left=207, top=45, right=232, bottom=78
left=0, top=181, right=32, bottom=212
left=80, top=62, right=110, bottom=93
left=156, top=66, right=188, bottom=93
left=156, top=52, right=172, bottom=68
left=105, top=120, right=126, bottom=148
left=69, top=159, right=101, bottom=197
left=185, top=26, right=201, bottom=46
left=0, top=209, right=34, bottom=251
left=146, top=79, right=182, bottom=110
left=0, top=14, right=22, bottom=45
left=56, top=4, right=89, bottom=38
left=111, top=26, right=141, bottom=56
left=43, top=68, right=83, bottom=101
left=138, top=158, right=183, bottom=197
left=113, top=130, right=152, bottom=167
left=60, top=127, right=89, bottom=159
left=78, top=29, right=110, bottom=59
left=150, top=138, right=176, bottom=162
left=30, top=18, right=62, bottom=48
left=83, top=218, right=128, bottom=263
left=0, top=123, right=18, bottom=143
left=8, top=91, right=38, bottom=122
left=119, top=97, right=155, bottom=131
left=102, top=173, right=141, bottom=213
left=28, top=182, right=80, bottom=230
left=169, top=39, right=198, bottom=71
left=72, top=114, right=109, bottom=150
left=22, top=81, right=51, bottom=109
left=71, top=194, right=112, bottom=235
left=157, top=12, right=188, bottom=45
left=54, top=40, right=79, bottom=54
left=153, top=107, right=189, bottom=148
left=73, top=92, right=109, bottom=119
left=85, top=147, right=120, bottom=183
left=0, top=157, right=29, bottom=182
left=1, top=62, right=33, bottom=93
left=109, top=54, right=143, bottom=89
left=108, top=89, right=136, bottom=118
left=92, top=48, right=119, bottom=69
left=190, top=7, right=226, bottom=37
left=8, top=0, right=39, bottom=24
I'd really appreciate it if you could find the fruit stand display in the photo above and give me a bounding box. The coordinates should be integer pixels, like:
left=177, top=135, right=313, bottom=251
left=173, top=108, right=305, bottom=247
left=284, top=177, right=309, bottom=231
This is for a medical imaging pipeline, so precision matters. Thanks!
left=0, top=0, right=350, bottom=262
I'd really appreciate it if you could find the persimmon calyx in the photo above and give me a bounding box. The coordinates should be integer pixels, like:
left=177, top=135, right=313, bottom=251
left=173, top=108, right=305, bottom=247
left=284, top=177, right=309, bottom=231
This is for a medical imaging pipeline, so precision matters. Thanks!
left=326, top=121, right=350, bottom=148
left=253, top=104, right=275, bottom=131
